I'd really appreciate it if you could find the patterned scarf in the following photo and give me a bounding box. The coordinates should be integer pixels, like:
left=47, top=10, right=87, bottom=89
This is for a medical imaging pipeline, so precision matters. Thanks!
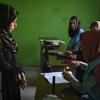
left=0, top=3, right=19, bottom=53
left=0, top=29, right=18, bottom=53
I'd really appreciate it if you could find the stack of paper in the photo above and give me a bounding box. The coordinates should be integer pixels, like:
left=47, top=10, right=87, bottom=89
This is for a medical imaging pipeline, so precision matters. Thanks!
left=41, top=72, right=69, bottom=84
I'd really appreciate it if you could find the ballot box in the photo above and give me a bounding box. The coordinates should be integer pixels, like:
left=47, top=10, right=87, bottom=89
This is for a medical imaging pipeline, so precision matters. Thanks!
left=35, top=73, right=80, bottom=100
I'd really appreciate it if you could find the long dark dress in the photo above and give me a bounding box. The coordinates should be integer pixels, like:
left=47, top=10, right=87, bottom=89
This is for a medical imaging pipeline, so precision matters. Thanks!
left=0, top=3, right=22, bottom=100
left=0, top=37, right=22, bottom=100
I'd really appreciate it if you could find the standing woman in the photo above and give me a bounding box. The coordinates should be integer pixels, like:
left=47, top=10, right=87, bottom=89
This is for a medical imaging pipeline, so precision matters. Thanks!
left=0, top=3, right=27, bottom=100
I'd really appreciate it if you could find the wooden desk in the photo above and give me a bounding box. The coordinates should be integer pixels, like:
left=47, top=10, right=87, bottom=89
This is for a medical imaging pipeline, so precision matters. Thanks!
left=35, top=75, right=80, bottom=100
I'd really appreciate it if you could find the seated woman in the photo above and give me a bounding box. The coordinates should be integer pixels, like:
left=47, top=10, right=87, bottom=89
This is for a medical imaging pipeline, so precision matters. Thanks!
left=66, top=16, right=85, bottom=82
left=67, top=16, right=84, bottom=55
left=90, top=21, right=100, bottom=31
left=63, top=30, right=100, bottom=100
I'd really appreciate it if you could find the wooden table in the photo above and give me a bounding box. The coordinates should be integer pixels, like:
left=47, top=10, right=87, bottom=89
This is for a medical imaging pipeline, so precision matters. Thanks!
left=35, top=75, right=80, bottom=100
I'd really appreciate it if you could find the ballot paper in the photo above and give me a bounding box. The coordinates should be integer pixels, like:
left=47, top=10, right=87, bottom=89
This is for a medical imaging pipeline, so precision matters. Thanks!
left=44, top=40, right=66, bottom=45
left=41, top=72, right=69, bottom=84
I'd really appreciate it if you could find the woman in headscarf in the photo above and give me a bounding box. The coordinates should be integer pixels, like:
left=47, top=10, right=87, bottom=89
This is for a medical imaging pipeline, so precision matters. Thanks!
left=80, top=30, right=100, bottom=100
left=90, top=21, right=100, bottom=31
left=0, top=3, right=27, bottom=100
left=66, top=16, right=85, bottom=82
left=63, top=30, right=100, bottom=100
left=67, top=16, right=84, bottom=53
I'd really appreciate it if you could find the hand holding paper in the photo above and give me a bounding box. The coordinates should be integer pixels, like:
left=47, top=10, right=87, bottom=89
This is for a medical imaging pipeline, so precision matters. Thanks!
left=63, top=69, right=79, bottom=83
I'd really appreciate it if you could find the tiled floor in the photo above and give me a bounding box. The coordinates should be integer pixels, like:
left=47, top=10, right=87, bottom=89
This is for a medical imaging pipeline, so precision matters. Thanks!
left=21, top=67, right=40, bottom=100
left=21, top=86, right=36, bottom=100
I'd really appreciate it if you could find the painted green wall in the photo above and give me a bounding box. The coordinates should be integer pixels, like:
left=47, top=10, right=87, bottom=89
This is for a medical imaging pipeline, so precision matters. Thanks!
left=0, top=0, right=100, bottom=66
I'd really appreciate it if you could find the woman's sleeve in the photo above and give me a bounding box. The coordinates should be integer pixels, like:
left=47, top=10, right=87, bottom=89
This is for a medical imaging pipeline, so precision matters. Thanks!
left=0, top=39, right=11, bottom=71
left=94, top=64, right=100, bottom=85
left=91, top=64, right=100, bottom=99
left=67, top=39, right=74, bottom=50
left=14, top=62, right=24, bottom=73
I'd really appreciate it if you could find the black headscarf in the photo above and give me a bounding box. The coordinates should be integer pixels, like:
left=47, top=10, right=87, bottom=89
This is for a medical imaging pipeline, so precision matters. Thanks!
left=68, top=16, right=81, bottom=38
left=0, top=3, right=19, bottom=53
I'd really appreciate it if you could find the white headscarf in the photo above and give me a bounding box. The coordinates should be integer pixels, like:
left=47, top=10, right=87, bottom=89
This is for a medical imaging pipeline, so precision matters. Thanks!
left=96, top=21, right=100, bottom=30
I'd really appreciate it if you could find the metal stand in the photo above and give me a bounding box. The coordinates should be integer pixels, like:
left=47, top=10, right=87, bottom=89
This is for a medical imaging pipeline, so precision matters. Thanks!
left=42, top=76, right=61, bottom=100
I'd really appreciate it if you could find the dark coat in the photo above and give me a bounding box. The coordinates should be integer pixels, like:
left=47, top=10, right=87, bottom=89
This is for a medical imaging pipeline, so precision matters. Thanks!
left=0, top=37, right=22, bottom=100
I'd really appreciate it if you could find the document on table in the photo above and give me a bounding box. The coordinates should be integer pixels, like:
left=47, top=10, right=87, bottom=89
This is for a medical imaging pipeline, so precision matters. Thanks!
left=41, top=72, right=69, bottom=84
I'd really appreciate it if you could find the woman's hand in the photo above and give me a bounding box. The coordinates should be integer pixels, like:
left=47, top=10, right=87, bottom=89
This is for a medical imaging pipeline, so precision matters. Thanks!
left=63, top=61, right=80, bottom=70
left=18, top=72, right=27, bottom=89
left=63, top=69, right=73, bottom=81
left=63, top=69, right=79, bottom=83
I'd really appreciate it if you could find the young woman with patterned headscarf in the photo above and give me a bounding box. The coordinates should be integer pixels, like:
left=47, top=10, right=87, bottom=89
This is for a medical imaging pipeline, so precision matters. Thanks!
left=66, top=16, right=85, bottom=82
left=67, top=16, right=84, bottom=53
left=0, top=3, right=27, bottom=100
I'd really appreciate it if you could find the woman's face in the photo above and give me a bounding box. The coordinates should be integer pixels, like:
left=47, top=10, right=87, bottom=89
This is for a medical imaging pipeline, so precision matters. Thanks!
left=70, top=19, right=77, bottom=30
left=8, top=18, right=17, bottom=32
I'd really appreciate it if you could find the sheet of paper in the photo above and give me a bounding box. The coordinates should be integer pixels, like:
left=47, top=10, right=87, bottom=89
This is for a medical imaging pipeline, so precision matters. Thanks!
left=41, top=72, right=69, bottom=84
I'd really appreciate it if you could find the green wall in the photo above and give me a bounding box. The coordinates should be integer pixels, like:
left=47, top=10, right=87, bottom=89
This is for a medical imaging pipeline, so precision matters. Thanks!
left=0, top=0, right=100, bottom=66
